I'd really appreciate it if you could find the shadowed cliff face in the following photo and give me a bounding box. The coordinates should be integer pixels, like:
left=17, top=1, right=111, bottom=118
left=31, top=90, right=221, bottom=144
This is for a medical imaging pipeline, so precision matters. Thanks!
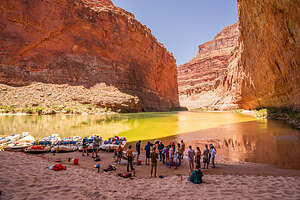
left=0, top=0, right=179, bottom=112
left=236, top=0, right=300, bottom=111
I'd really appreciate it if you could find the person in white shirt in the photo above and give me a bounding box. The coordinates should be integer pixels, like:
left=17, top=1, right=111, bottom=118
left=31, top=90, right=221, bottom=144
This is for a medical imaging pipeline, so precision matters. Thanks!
left=210, top=145, right=216, bottom=168
left=168, top=145, right=173, bottom=168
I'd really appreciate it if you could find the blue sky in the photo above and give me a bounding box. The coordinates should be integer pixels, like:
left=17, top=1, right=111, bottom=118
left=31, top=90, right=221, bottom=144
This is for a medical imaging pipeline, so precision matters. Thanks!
left=111, top=0, right=238, bottom=65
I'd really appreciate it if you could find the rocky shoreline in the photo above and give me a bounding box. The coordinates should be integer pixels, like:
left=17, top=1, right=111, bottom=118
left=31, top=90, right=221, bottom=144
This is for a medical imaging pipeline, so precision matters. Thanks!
left=0, top=83, right=141, bottom=114
left=0, top=104, right=115, bottom=115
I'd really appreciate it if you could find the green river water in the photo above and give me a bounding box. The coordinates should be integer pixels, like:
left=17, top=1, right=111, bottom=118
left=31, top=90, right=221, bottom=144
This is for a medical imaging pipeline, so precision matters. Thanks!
left=1, top=111, right=300, bottom=169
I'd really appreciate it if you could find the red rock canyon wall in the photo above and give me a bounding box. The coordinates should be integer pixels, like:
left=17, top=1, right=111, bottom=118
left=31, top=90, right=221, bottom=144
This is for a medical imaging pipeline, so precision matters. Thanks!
left=236, top=0, right=300, bottom=111
left=179, top=0, right=299, bottom=112
left=0, top=0, right=179, bottom=112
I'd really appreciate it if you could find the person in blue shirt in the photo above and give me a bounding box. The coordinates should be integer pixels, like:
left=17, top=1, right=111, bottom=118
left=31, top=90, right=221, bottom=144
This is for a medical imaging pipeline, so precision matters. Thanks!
left=144, top=141, right=151, bottom=165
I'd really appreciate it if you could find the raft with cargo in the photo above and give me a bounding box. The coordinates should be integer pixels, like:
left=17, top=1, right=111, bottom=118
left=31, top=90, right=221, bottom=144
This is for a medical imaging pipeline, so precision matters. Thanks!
left=0, top=133, right=127, bottom=154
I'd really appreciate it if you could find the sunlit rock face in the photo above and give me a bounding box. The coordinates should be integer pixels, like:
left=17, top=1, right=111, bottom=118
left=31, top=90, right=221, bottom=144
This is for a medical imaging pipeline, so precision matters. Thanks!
left=177, top=23, right=239, bottom=110
left=0, top=0, right=179, bottom=112
left=179, top=0, right=300, bottom=111
left=235, top=0, right=300, bottom=111
left=81, top=0, right=114, bottom=7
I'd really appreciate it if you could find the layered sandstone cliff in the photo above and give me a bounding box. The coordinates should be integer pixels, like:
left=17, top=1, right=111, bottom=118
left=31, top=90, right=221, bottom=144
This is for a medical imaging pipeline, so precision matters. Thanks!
left=236, top=0, right=300, bottom=111
left=177, top=23, right=239, bottom=109
left=0, top=0, right=179, bottom=112
left=179, top=0, right=299, bottom=114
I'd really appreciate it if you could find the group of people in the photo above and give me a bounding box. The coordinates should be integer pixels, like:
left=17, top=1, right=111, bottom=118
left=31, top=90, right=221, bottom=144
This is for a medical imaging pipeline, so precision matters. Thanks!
left=81, top=136, right=217, bottom=182
left=186, top=144, right=216, bottom=174
left=125, top=140, right=217, bottom=178
left=81, top=136, right=102, bottom=158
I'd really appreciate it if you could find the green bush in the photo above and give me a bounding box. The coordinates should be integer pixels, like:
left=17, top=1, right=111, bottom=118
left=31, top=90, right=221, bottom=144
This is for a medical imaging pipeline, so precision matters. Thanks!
left=87, top=104, right=94, bottom=111
left=35, top=107, right=43, bottom=115
left=64, top=107, right=72, bottom=113
left=0, top=105, right=17, bottom=113
left=255, top=108, right=267, bottom=118
left=22, top=107, right=33, bottom=114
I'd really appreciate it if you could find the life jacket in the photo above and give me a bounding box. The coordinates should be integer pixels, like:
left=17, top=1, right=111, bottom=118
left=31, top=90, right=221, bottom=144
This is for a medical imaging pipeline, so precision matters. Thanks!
left=51, top=164, right=66, bottom=171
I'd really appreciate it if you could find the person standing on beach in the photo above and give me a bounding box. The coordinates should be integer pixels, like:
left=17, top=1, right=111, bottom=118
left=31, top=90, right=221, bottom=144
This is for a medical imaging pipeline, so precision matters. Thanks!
left=210, top=145, right=216, bottom=168
left=126, top=145, right=135, bottom=172
left=180, top=140, right=185, bottom=160
left=82, top=137, right=88, bottom=156
left=195, top=147, right=201, bottom=169
left=161, top=146, right=166, bottom=164
left=136, top=140, right=141, bottom=162
left=203, top=144, right=209, bottom=169
left=145, top=141, right=151, bottom=165
left=158, top=141, right=164, bottom=162
left=150, top=147, right=158, bottom=177
left=116, top=144, right=123, bottom=164
left=165, top=145, right=169, bottom=165
left=208, top=144, right=213, bottom=166
left=187, top=146, right=195, bottom=174
left=92, top=136, right=100, bottom=158
left=177, top=143, right=182, bottom=166
left=168, top=144, right=173, bottom=168
left=174, top=148, right=179, bottom=169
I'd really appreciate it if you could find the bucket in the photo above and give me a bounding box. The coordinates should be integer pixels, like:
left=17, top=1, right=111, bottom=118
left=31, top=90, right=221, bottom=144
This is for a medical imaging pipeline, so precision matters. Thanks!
left=137, top=160, right=142, bottom=165
left=74, top=158, right=79, bottom=165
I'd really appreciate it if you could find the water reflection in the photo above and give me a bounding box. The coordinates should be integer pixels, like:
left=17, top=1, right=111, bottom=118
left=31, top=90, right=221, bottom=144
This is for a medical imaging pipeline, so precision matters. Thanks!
left=160, top=120, right=300, bottom=169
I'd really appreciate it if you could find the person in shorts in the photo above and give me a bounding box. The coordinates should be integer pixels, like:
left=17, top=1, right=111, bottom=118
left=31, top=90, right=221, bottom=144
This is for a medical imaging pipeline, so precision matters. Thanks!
left=144, top=141, right=151, bottom=165
left=177, top=143, right=182, bottom=165
left=92, top=136, right=100, bottom=158
left=126, top=145, right=135, bottom=172
left=187, top=145, right=195, bottom=175
left=150, top=147, right=158, bottom=177
left=203, top=144, right=209, bottom=169
left=82, top=137, right=89, bottom=156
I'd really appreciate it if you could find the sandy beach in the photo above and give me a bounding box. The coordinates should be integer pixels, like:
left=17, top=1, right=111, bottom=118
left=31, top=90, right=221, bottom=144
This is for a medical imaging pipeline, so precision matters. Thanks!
left=1, top=151, right=300, bottom=200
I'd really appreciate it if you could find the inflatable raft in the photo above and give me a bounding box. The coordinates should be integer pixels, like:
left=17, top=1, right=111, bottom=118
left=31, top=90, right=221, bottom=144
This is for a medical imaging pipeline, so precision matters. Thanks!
left=100, top=137, right=127, bottom=151
left=3, top=135, right=35, bottom=152
left=24, top=145, right=51, bottom=154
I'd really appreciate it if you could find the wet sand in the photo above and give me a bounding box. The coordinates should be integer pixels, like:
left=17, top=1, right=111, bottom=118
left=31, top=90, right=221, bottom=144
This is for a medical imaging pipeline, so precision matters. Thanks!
left=1, top=151, right=300, bottom=200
